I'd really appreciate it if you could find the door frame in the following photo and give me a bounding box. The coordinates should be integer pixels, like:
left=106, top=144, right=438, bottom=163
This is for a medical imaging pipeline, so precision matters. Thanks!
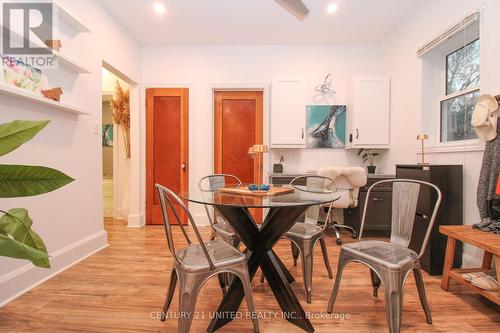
left=210, top=84, right=270, bottom=179
left=145, top=87, right=189, bottom=225
left=213, top=91, right=264, bottom=183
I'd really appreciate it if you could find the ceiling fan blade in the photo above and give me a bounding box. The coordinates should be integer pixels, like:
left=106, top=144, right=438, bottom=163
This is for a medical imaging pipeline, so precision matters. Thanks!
left=274, top=0, right=310, bottom=20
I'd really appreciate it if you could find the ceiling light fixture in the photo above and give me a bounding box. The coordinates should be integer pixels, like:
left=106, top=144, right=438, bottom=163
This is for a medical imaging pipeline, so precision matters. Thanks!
left=327, top=3, right=338, bottom=14
left=153, top=2, right=166, bottom=14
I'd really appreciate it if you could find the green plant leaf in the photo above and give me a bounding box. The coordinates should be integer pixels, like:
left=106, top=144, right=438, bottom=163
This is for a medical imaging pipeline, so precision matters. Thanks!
left=0, top=165, right=74, bottom=198
left=0, top=234, right=50, bottom=268
left=0, top=208, right=49, bottom=267
left=0, top=120, right=50, bottom=157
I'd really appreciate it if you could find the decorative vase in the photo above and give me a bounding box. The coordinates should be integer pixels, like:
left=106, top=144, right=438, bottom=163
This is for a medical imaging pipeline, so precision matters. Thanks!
left=367, top=165, right=376, bottom=174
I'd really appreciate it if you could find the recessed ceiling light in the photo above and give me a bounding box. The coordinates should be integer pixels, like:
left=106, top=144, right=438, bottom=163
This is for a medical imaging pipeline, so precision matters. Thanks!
left=153, top=2, right=166, bottom=14
left=327, top=3, right=338, bottom=14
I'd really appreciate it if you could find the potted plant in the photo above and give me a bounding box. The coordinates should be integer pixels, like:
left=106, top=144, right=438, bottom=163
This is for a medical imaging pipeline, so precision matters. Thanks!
left=0, top=120, right=74, bottom=268
left=358, top=148, right=379, bottom=174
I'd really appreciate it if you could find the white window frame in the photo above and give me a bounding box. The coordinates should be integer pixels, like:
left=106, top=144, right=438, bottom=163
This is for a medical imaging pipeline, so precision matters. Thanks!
left=419, top=9, right=486, bottom=154
left=435, top=34, right=480, bottom=146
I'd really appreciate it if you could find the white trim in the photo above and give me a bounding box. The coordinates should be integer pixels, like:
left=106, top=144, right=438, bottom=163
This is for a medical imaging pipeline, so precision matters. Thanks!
left=439, top=86, right=480, bottom=102
left=0, top=230, right=108, bottom=307
left=126, top=213, right=145, bottom=228
left=417, top=141, right=485, bottom=154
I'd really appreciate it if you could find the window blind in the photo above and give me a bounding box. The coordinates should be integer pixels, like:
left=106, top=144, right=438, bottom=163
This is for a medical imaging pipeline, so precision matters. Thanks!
left=417, top=11, right=479, bottom=57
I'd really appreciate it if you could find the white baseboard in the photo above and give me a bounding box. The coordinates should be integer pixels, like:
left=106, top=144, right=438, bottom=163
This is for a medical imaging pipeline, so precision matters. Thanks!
left=0, top=230, right=108, bottom=307
left=127, top=213, right=144, bottom=228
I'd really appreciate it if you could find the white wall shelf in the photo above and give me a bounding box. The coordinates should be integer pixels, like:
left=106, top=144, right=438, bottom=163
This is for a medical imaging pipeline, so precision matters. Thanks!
left=0, top=84, right=89, bottom=115
left=54, top=1, right=91, bottom=33
left=55, top=52, right=91, bottom=73
left=1, top=26, right=91, bottom=74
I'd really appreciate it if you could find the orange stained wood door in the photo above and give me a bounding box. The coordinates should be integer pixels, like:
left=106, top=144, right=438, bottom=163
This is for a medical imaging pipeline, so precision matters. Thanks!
left=214, top=91, right=263, bottom=222
left=146, top=88, right=189, bottom=225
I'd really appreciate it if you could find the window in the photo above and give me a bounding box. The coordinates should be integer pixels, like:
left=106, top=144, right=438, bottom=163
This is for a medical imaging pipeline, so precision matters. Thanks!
left=419, top=11, right=481, bottom=147
left=440, top=39, right=480, bottom=142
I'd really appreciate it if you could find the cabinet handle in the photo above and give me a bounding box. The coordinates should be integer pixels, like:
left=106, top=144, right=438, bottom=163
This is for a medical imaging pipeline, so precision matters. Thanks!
left=301, top=128, right=304, bottom=139
left=372, top=197, right=383, bottom=201
left=416, top=212, right=429, bottom=220
left=356, top=129, right=359, bottom=139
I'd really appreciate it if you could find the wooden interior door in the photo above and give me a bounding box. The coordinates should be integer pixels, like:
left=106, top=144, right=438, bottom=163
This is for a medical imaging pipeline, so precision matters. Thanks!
left=214, top=91, right=263, bottom=222
left=146, top=88, right=189, bottom=225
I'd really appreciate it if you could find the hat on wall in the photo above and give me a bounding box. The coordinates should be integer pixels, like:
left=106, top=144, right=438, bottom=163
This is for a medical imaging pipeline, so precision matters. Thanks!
left=471, top=94, right=499, bottom=141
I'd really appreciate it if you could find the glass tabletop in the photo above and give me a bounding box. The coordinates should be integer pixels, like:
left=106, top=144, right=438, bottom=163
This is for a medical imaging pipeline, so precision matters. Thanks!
left=179, top=185, right=341, bottom=208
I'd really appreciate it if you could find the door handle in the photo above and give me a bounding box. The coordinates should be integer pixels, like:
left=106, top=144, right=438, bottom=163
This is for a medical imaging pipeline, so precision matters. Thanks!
left=356, top=129, right=359, bottom=139
left=181, top=162, right=187, bottom=172
left=301, top=128, right=304, bottom=139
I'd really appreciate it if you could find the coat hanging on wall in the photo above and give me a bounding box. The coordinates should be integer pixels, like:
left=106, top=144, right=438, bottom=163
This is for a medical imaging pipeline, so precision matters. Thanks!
left=475, top=95, right=500, bottom=233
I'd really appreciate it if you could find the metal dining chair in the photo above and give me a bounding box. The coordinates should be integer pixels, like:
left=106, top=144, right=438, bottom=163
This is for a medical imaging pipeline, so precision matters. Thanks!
left=155, top=184, right=259, bottom=333
left=284, top=175, right=338, bottom=303
left=327, top=179, right=442, bottom=333
left=198, top=174, right=242, bottom=294
left=198, top=174, right=242, bottom=248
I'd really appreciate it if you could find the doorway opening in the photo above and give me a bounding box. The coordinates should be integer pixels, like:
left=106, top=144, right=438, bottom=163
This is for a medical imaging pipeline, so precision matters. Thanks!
left=102, top=67, right=131, bottom=221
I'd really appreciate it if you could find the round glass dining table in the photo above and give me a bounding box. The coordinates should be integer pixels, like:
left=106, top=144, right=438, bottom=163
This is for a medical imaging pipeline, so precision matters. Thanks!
left=180, top=185, right=340, bottom=333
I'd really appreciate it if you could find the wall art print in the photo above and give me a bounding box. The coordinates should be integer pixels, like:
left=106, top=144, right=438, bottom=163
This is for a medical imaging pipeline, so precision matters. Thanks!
left=102, top=124, right=113, bottom=147
left=306, top=105, right=346, bottom=149
left=2, top=58, right=42, bottom=92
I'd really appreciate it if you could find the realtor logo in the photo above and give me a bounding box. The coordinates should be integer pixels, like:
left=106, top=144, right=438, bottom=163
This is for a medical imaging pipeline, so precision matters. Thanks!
left=1, top=1, right=57, bottom=68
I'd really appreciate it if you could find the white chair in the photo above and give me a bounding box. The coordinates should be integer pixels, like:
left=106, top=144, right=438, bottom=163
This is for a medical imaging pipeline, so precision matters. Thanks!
left=318, top=167, right=367, bottom=244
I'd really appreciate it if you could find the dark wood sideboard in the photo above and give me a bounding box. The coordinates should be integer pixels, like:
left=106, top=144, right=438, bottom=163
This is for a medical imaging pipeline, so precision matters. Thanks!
left=396, top=164, right=463, bottom=275
left=344, top=174, right=395, bottom=237
left=270, top=173, right=395, bottom=234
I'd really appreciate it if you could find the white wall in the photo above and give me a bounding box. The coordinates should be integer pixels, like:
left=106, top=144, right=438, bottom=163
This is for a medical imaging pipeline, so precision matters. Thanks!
left=0, top=0, right=141, bottom=305
left=380, top=0, right=500, bottom=266
left=141, top=44, right=382, bottom=223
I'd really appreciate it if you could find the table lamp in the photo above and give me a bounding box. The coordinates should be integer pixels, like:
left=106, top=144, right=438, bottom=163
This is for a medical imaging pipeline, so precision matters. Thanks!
left=248, top=144, right=268, bottom=187
left=416, top=134, right=429, bottom=165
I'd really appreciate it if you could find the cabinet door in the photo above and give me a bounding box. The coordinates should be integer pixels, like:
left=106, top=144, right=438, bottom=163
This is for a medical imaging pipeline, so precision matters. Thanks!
left=270, top=76, right=306, bottom=148
left=348, top=76, right=390, bottom=147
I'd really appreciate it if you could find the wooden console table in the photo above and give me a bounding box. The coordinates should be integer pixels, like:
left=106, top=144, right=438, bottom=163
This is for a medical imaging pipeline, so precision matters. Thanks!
left=440, top=225, right=500, bottom=305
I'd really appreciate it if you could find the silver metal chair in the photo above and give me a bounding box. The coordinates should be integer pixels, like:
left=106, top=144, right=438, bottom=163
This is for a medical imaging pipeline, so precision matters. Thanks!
left=198, top=174, right=242, bottom=294
left=327, top=179, right=442, bottom=333
left=155, top=184, right=259, bottom=333
left=285, top=175, right=337, bottom=303
left=198, top=174, right=242, bottom=248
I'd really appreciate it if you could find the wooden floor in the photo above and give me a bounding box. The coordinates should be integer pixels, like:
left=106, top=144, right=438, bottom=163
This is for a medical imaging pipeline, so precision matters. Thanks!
left=1, top=219, right=498, bottom=332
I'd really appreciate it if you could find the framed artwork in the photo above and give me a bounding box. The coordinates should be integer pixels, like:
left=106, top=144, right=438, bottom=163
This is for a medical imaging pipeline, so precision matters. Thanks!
left=306, top=105, right=346, bottom=148
left=102, top=125, right=113, bottom=147
left=2, top=59, right=42, bottom=92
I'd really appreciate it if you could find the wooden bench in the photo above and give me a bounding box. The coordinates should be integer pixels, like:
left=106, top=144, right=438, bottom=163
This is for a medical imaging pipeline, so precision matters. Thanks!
left=440, top=225, right=500, bottom=305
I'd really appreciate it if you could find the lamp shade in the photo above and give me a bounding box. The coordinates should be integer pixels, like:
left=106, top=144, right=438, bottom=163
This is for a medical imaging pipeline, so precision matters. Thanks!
left=251, top=144, right=269, bottom=154
left=416, top=134, right=429, bottom=140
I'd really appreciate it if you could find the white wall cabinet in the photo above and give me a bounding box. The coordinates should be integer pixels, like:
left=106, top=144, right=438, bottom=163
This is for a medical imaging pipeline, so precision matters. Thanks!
left=270, top=76, right=306, bottom=148
left=346, top=75, right=390, bottom=149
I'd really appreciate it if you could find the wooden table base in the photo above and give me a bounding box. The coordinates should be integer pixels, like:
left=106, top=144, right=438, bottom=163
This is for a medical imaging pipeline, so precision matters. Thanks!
left=207, top=205, right=314, bottom=333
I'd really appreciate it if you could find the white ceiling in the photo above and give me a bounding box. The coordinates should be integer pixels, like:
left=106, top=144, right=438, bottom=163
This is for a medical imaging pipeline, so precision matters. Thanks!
left=99, top=0, right=419, bottom=45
